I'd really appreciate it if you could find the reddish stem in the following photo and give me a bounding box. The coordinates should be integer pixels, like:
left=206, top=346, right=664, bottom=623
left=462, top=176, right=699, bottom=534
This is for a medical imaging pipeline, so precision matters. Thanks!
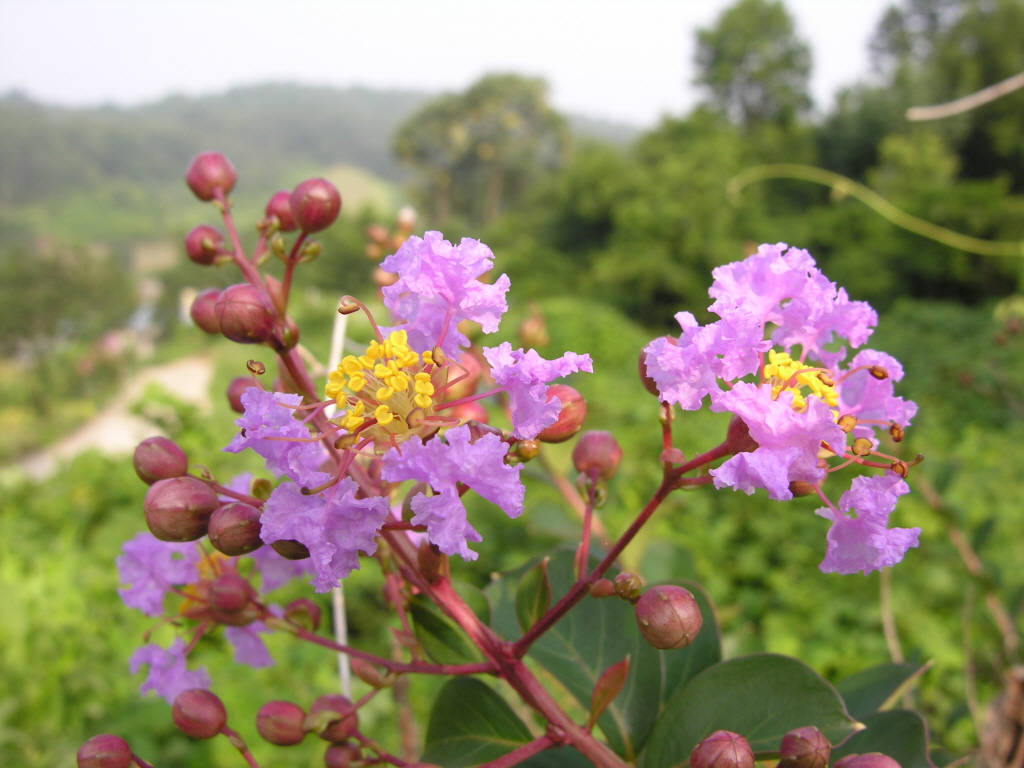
left=131, top=756, right=155, bottom=768
left=478, top=735, right=555, bottom=768
left=213, top=189, right=264, bottom=288
left=280, top=233, right=308, bottom=312
left=205, top=480, right=265, bottom=507
left=220, top=725, right=260, bottom=768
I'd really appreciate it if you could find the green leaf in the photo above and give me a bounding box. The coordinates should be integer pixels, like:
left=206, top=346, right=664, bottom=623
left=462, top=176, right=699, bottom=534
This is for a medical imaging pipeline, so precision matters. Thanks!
left=516, top=557, right=552, bottom=633
left=590, top=656, right=632, bottom=727
left=836, top=662, right=930, bottom=721
left=831, top=710, right=936, bottom=768
left=487, top=549, right=722, bottom=760
left=421, top=677, right=532, bottom=768
left=409, top=593, right=485, bottom=665
left=639, top=653, right=860, bottom=768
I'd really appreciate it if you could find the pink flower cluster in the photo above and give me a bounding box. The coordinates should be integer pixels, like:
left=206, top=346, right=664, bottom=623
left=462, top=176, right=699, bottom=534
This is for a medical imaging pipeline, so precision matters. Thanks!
left=644, top=243, right=920, bottom=575
left=229, top=232, right=591, bottom=591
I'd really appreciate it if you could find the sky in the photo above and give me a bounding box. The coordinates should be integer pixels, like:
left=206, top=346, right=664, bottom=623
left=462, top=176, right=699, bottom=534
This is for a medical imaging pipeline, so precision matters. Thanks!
left=0, top=0, right=893, bottom=127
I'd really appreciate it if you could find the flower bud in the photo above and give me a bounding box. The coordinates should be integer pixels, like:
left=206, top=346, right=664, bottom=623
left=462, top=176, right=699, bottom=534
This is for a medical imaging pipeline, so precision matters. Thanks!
left=725, top=416, right=759, bottom=454
left=306, top=695, right=358, bottom=742
left=513, top=439, right=541, bottom=462
left=639, top=349, right=661, bottom=397
left=445, top=352, right=483, bottom=400
left=367, top=223, right=389, bottom=244
left=449, top=400, right=489, bottom=424
left=185, top=152, right=237, bottom=201
left=589, top=578, right=616, bottom=598
left=350, top=657, right=394, bottom=688
left=227, top=376, right=250, bottom=413
left=519, top=311, right=550, bottom=348
left=209, top=502, right=264, bottom=556
left=133, top=436, right=188, bottom=485
left=256, top=700, right=307, bottom=746
left=573, top=431, right=623, bottom=480
left=778, top=726, right=831, bottom=768
left=373, top=267, right=400, bottom=288
left=635, top=585, right=703, bottom=650
left=690, top=730, right=755, bottom=768
left=265, top=190, right=297, bottom=232
left=190, top=288, right=222, bottom=334
left=283, top=598, right=322, bottom=631
left=172, top=689, right=227, bottom=739
left=290, top=178, right=342, bottom=233
left=215, top=284, right=277, bottom=344
left=272, top=539, right=311, bottom=560
left=184, top=225, right=225, bottom=266
left=209, top=573, right=255, bottom=612
left=537, top=385, right=587, bottom=443
left=77, top=734, right=133, bottom=768
left=144, top=476, right=220, bottom=542
left=614, top=572, right=642, bottom=602
left=325, top=743, right=362, bottom=768
left=833, top=754, right=901, bottom=768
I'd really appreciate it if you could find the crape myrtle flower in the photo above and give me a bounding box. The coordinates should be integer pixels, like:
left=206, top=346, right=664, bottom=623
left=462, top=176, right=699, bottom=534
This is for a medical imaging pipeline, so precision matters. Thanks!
left=817, top=472, right=919, bottom=575
left=131, top=638, right=212, bottom=704
left=229, top=231, right=590, bottom=589
left=117, top=532, right=201, bottom=617
left=643, top=243, right=920, bottom=574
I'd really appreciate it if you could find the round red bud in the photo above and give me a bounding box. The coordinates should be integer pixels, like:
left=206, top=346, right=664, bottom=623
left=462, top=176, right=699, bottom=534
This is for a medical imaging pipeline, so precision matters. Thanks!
left=725, top=416, right=758, bottom=455
left=285, top=598, right=322, bottom=632
left=133, top=436, right=188, bottom=485
left=636, top=585, right=703, bottom=650
left=690, top=730, right=755, bottom=768
left=537, top=385, right=587, bottom=443
left=324, top=742, right=362, bottom=768
left=639, top=347, right=662, bottom=397
left=779, top=726, right=831, bottom=768
left=144, top=476, right=220, bottom=542
left=833, top=754, right=901, bottom=768
left=209, top=573, right=255, bottom=612
left=290, top=178, right=341, bottom=233
left=256, top=700, right=307, bottom=746
left=190, top=288, right=222, bottom=334
left=209, top=503, right=264, bottom=556
left=227, top=376, right=251, bottom=413
left=573, top=431, right=623, bottom=481
left=449, top=400, right=489, bottom=424
left=185, top=152, right=237, bottom=201
left=184, top=224, right=225, bottom=265
left=77, top=734, right=133, bottom=768
left=265, top=190, right=297, bottom=231
left=589, top=578, right=616, bottom=598
left=172, top=689, right=227, bottom=739
left=308, top=695, right=358, bottom=742
left=272, top=539, right=311, bottom=560
left=215, top=284, right=277, bottom=344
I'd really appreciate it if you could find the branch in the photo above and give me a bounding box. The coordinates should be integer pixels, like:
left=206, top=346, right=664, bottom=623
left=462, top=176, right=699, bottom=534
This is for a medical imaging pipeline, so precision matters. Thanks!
left=478, top=735, right=555, bottom=768
left=907, top=70, right=1024, bottom=121
left=728, top=164, right=1024, bottom=258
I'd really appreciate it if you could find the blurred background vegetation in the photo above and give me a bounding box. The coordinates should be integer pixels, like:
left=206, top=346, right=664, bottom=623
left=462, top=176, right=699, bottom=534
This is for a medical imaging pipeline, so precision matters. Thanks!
left=3, top=0, right=1024, bottom=765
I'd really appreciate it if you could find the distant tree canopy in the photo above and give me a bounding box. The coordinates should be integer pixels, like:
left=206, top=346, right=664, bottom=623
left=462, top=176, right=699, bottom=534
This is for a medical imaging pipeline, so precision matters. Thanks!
left=695, top=0, right=812, bottom=129
left=394, top=74, right=571, bottom=225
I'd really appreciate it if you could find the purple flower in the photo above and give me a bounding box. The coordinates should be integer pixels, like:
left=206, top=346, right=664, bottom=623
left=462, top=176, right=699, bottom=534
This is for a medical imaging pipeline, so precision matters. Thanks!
left=117, top=533, right=200, bottom=617
left=249, top=544, right=316, bottom=593
left=381, top=231, right=511, bottom=358
left=816, top=472, right=920, bottom=574
left=130, top=638, right=211, bottom=704
left=836, top=350, right=918, bottom=443
left=644, top=311, right=766, bottom=411
left=381, top=425, right=524, bottom=560
left=710, top=382, right=846, bottom=501
left=708, top=243, right=820, bottom=323
left=483, top=342, right=594, bottom=439
left=259, top=478, right=391, bottom=593
left=225, top=622, right=274, bottom=668
left=224, top=388, right=329, bottom=487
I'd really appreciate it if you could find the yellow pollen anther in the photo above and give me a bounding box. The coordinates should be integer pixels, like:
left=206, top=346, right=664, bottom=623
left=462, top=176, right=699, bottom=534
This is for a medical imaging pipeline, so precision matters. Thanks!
left=374, top=363, right=392, bottom=378
left=374, top=404, right=395, bottom=426
left=837, top=414, right=858, bottom=433
left=422, top=351, right=434, bottom=366
left=376, top=386, right=395, bottom=401
left=348, top=374, right=367, bottom=392
left=414, top=393, right=433, bottom=408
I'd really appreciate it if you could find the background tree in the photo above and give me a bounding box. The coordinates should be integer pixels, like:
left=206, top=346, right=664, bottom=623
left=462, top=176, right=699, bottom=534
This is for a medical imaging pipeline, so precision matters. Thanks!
left=694, top=0, right=812, bottom=129
left=394, top=74, right=570, bottom=225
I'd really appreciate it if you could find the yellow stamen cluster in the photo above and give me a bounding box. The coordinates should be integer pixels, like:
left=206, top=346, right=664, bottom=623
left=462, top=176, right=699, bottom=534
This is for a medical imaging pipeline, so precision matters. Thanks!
left=325, top=330, right=441, bottom=440
left=763, top=350, right=838, bottom=411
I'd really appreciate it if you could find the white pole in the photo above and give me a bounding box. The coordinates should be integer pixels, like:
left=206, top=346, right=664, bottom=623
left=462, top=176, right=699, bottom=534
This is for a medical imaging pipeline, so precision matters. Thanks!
left=326, top=302, right=351, bottom=698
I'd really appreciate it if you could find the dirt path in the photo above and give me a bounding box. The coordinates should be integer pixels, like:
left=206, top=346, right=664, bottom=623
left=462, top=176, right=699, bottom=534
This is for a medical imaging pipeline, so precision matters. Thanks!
left=13, top=355, right=214, bottom=481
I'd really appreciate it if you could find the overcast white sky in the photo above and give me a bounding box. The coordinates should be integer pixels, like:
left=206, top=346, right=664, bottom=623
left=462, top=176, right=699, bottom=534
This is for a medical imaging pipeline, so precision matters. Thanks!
left=0, top=0, right=893, bottom=126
